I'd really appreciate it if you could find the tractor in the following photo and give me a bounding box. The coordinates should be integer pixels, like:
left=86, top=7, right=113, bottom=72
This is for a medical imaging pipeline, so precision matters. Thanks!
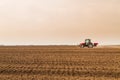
left=80, top=39, right=98, bottom=48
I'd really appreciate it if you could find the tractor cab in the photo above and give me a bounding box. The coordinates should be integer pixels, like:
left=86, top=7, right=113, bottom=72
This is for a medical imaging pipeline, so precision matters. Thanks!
left=85, top=39, right=91, bottom=45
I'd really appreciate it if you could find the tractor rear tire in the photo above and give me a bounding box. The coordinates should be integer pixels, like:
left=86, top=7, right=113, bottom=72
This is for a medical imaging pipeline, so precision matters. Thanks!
left=88, top=44, right=93, bottom=48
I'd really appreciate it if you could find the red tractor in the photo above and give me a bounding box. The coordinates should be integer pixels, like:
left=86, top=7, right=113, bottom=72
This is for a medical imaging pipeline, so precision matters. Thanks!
left=80, top=39, right=98, bottom=48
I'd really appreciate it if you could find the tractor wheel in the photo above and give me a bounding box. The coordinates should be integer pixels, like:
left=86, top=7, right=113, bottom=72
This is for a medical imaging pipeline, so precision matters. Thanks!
left=88, top=44, right=93, bottom=48
left=80, top=45, right=84, bottom=48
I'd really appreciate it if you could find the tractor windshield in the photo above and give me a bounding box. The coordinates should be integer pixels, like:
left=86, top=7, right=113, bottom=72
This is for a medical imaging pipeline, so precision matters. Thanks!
left=85, top=39, right=91, bottom=44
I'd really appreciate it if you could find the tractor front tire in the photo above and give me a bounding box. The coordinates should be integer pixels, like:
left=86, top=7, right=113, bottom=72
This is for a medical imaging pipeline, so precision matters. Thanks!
left=80, top=45, right=84, bottom=48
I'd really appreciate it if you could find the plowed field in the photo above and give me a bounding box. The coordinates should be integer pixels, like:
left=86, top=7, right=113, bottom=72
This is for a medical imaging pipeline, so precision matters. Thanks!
left=0, top=46, right=120, bottom=80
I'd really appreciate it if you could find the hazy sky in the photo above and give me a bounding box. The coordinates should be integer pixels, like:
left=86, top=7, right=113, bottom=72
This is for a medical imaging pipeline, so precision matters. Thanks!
left=0, top=0, right=120, bottom=45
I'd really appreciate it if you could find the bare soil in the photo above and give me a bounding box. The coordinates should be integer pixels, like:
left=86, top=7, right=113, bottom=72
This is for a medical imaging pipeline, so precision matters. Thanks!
left=0, top=46, right=120, bottom=80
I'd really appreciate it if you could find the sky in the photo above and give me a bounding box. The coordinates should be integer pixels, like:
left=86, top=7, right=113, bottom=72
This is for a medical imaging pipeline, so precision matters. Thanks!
left=0, top=0, right=120, bottom=45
